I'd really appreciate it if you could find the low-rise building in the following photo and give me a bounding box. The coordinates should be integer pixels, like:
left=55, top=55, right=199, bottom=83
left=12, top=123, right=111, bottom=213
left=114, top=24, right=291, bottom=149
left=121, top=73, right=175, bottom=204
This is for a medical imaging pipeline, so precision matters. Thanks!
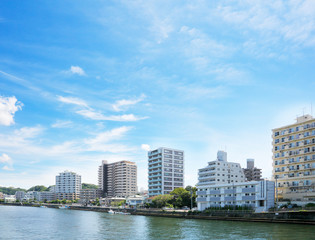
left=38, top=191, right=56, bottom=202
left=0, top=192, right=4, bottom=200
left=80, top=189, right=103, bottom=203
left=4, top=195, right=16, bottom=203
left=24, top=191, right=40, bottom=201
left=126, top=195, right=146, bottom=207
left=196, top=180, right=275, bottom=212
left=15, top=191, right=26, bottom=201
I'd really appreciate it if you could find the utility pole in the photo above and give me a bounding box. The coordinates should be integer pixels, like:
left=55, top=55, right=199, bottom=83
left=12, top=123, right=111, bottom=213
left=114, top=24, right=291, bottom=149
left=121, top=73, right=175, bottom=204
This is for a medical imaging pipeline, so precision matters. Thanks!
left=190, top=189, right=193, bottom=210
left=275, top=176, right=278, bottom=210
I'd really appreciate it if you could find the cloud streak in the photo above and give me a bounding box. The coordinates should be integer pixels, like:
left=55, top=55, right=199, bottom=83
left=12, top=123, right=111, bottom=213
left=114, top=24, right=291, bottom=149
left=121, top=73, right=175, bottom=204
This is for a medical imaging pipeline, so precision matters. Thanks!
left=58, top=95, right=148, bottom=122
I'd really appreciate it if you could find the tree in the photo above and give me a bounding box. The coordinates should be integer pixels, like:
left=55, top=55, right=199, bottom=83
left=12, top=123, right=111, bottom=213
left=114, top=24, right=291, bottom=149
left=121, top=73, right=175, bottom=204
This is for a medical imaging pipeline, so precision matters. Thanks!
left=185, top=185, right=197, bottom=208
left=0, top=186, right=26, bottom=195
left=82, top=183, right=98, bottom=189
left=170, top=188, right=191, bottom=208
left=152, top=194, right=173, bottom=208
left=27, top=185, right=48, bottom=192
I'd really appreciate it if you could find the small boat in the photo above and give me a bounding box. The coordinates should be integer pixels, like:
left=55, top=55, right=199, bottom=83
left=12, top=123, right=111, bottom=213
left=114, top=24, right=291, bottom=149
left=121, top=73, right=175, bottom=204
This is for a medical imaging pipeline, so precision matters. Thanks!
left=59, top=205, right=70, bottom=209
left=108, top=209, right=115, bottom=214
left=40, top=206, right=47, bottom=208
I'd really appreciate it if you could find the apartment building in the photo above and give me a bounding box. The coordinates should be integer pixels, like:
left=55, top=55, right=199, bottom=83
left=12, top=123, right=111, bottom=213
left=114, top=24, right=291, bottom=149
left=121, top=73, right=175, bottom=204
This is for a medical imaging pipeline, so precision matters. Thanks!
left=242, top=159, right=262, bottom=181
left=198, top=151, right=245, bottom=186
left=80, top=189, right=103, bottom=202
left=98, top=160, right=137, bottom=198
left=15, top=191, right=25, bottom=201
left=272, top=114, right=315, bottom=202
left=38, top=191, right=56, bottom=202
left=55, top=170, right=81, bottom=200
left=148, top=147, right=184, bottom=197
left=196, top=180, right=275, bottom=212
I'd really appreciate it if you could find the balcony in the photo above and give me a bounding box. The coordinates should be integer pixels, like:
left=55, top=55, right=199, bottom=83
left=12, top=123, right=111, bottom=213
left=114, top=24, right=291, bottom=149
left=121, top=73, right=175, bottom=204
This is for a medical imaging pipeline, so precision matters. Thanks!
left=210, top=197, right=221, bottom=201
left=224, top=196, right=235, bottom=202
left=242, top=187, right=256, bottom=193
left=196, top=191, right=207, bottom=195
left=209, top=190, right=220, bottom=195
left=196, top=197, right=207, bottom=202
left=224, top=189, right=234, bottom=194
left=242, top=196, right=255, bottom=201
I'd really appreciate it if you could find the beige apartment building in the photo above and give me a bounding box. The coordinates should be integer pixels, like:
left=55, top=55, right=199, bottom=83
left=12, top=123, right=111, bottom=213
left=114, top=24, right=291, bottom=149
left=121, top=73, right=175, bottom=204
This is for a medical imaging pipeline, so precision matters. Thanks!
left=98, top=160, right=137, bottom=197
left=272, top=114, right=315, bottom=202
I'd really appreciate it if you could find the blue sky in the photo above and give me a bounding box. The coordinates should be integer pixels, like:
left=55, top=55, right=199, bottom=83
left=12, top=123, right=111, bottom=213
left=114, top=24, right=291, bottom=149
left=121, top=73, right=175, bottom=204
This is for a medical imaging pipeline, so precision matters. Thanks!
left=0, top=0, right=314, bottom=190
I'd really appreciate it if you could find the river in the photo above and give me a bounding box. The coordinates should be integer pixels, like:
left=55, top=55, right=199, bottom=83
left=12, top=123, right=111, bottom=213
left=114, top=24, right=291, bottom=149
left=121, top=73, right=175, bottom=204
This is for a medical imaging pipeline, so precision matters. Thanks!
left=0, top=206, right=314, bottom=239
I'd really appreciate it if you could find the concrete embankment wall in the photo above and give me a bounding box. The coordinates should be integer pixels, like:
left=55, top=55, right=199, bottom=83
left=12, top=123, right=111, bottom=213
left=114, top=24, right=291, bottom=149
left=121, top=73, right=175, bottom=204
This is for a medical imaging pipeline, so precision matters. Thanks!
left=1, top=203, right=314, bottom=225
left=131, top=210, right=315, bottom=225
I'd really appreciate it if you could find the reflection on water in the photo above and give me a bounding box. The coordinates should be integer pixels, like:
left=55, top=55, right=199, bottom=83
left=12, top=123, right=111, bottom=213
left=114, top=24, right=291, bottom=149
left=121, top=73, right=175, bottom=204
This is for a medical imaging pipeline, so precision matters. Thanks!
left=0, top=206, right=314, bottom=240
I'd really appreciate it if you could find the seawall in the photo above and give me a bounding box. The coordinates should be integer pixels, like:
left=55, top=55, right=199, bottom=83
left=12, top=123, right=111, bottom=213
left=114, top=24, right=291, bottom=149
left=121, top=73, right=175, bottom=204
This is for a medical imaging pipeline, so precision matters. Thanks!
left=1, top=203, right=314, bottom=225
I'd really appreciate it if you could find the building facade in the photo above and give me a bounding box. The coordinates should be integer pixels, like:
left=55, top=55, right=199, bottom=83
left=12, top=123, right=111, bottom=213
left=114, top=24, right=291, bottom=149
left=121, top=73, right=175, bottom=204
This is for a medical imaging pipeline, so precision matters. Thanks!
left=38, top=192, right=56, bottom=202
left=242, top=159, right=262, bottom=181
left=80, top=189, right=103, bottom=202
left=272, top=114, right=315, bottom=202
left=196, top=180, right=275, bottom=212
left=98, top=160, right=137, bottom=198
left=148, top=147, right=184, bottom=197
left=15, top=191, right=26, bottom=201
left=198, top=151, right=245, bottom=186
left=55, top=171, right=81, bottom=200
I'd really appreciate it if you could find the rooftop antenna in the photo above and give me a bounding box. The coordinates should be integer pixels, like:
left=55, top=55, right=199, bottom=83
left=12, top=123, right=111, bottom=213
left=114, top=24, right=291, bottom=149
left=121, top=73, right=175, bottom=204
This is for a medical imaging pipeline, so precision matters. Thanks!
left=311, top=102, right=313, bottom=117
left=302, top=107, right=305, bottom=116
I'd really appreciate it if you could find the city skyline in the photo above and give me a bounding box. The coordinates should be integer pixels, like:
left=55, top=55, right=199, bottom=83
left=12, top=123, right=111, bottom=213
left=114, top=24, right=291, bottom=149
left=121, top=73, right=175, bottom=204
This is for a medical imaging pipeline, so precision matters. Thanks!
left=0, top=1, right=315, bottom=189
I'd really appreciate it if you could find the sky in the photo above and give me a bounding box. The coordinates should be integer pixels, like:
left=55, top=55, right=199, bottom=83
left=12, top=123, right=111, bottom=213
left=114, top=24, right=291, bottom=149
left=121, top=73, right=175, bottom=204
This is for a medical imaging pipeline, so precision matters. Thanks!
left=0, top=0, right=315, bottom=190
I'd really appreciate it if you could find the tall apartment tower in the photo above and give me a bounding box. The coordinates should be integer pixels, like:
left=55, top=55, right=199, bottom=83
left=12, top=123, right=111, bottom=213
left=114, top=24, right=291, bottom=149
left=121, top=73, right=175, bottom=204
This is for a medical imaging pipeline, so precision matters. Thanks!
left=272, top=114, right=315, bottom=202
left=148, top=147, right=184, bottom=197
left=55, top=170, right=81, bottom=200
left=198, top=150, right=245, bottom=186
left=242, top=159, right=262, bottom=181
left=98, top=160, right=137, bottom=198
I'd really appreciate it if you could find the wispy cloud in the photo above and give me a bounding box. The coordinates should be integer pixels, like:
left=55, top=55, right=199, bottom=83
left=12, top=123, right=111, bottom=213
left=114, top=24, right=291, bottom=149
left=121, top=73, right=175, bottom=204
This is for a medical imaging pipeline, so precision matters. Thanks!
left=58, top=95, right=148, bottom=122
left=0, top=96, right=23, bottom=126
left=51, top=120, right=73, bottom=128
left=57, top=95, right=88, bottom=107
left=112, top=94, right=146, bottom=112
left=70, top=66, right=86, bottom=76
left=76, top=109, right=148, bottom=121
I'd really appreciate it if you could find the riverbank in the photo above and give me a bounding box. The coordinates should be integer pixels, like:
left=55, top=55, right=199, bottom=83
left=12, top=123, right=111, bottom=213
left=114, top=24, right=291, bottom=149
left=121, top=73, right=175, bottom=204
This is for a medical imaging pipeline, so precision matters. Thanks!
left=1, top=203, right=315, bottom=225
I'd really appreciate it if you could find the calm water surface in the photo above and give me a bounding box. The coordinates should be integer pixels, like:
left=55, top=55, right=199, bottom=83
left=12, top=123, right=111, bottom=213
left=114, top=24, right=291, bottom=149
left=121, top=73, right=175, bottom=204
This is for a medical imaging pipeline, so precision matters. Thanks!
left=0, top=206, right=314, bottom=240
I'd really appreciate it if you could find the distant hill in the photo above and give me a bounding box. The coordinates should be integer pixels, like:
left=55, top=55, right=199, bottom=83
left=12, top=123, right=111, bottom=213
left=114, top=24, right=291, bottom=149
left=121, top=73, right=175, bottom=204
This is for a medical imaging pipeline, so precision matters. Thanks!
left=0, top=186, right=26, bottom=195
left=82, top=183, right=98, bottom=189
left=27, top=185, right=49, bottom=192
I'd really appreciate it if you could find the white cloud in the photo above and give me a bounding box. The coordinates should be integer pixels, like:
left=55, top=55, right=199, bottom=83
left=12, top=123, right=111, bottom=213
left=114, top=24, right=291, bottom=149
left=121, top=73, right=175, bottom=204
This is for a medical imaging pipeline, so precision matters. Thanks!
left=0, top=96, right=23, bottom=126
left=70, top=66, right=86, bottom=76
left=51, top=120, right=73, bottom=128
left=76, top=109, right=148, bottom=122
left=141, top=144, right=151, bottom=151
left=0, top=153, right=13, bottom=171
left=57, top=95, right=88, bottom=107
left=112, top=94, right=146, bottom=112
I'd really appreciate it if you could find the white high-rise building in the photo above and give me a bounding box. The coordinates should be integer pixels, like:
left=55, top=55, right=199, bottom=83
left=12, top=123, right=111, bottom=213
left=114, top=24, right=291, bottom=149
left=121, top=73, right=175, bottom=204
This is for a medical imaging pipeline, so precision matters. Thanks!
left=55, top=170, right=81, bottom=200
left=148, top=147, right=184, bottom=197
left=198, top=150, right=245, bottom=186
